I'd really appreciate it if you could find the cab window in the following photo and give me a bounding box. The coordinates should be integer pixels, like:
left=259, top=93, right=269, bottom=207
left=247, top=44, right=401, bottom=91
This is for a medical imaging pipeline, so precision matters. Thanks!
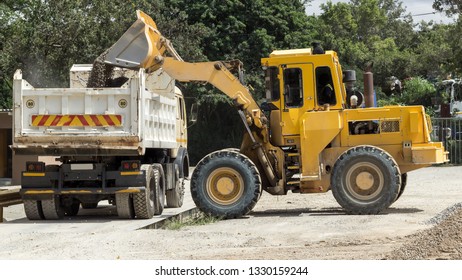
left=265, top=67, right=280, bottom=101
left=283, top=68, right=303, bottom=108
left=316, top=67, right=336, bottom=106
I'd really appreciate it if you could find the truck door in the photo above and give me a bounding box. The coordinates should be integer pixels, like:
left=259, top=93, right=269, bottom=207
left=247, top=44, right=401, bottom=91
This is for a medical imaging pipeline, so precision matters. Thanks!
left=280, top=63, right=314, bottom=137
left=176, top=95, right=187, bottom=148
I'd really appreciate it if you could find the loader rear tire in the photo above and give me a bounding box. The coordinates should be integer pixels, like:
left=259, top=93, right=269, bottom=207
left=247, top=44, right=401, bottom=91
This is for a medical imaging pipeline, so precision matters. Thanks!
left=191, top=150, right=261, bottom=219
left=116, top=193, right=135, bottom=219
left=166, top=165, right=184, bottom=208
left=331, top=146, right=401, bottom=214
left=395, top=173, right=407, bottom=202
left=24, top=200, right=44, bottom=220
left=41, top=196, right=65, bottom=220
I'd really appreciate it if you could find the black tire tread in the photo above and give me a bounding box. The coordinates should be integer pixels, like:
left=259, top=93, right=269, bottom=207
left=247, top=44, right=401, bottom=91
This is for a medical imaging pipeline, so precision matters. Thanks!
left=41, top=196, right=64, bottom=220
left=64, top=200, right=80, bottom=216
left=23, top=200, right=44, bottom=220
left=166, top=165, right=184, bottom=208
left=81, top=202, right=98, bottom=209
left=152, top=164, right=165, bottom=215
left=395, top=173, right=408, bottom=202
left=116, top=193, right=135, bottom=219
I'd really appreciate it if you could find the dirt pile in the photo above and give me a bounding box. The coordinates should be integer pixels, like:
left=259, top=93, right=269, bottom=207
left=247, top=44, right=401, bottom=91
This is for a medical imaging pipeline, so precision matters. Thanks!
left=386, top=203, right=462, bottom=260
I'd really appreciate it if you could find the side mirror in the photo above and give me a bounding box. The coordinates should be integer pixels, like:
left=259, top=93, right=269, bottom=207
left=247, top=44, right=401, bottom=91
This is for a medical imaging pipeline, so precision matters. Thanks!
left=188, top=103, right=198, bottom=127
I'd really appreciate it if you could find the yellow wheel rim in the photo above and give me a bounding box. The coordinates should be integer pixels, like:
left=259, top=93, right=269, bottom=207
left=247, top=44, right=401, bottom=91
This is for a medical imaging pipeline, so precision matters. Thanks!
left=345, top=162, right=384, bottom=202
left=206, top=167, right=244, bottom=205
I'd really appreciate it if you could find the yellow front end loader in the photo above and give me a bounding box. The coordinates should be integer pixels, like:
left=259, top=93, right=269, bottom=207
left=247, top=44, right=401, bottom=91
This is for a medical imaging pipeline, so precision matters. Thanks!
left=104, top=11, right=448, bottom=218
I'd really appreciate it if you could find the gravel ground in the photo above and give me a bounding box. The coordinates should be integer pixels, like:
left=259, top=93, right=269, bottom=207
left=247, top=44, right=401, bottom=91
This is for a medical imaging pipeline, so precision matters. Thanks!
left=0, top=165, right=461, bottom=260
left=386, top=203, right=462, bottom=260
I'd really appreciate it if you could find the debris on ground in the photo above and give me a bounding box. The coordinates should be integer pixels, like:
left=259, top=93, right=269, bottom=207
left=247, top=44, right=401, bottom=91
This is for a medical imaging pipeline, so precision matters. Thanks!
left=386, top=203, right=462, bottom=260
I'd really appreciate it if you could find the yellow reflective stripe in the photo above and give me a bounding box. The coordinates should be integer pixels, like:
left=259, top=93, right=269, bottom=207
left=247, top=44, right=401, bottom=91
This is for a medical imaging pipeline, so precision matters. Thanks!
left=23, top=172, right=46, bottom=177
left=109, top=115, right=121, bottom=126
left=23, top=190, right=54, bottom=194
left=60, top=190, right=94, bottom=194
left=31, top=115, right=122, bottom=127
left=115, top=189, right=141, bottom=193
left=120, top=171, right=143, bottom=176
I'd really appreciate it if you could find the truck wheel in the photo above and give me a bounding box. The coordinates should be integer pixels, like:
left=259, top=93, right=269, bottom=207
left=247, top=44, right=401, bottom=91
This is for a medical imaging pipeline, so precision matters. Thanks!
left=191, top=150, right=262, bottom=219
left=133, top=164, right=165, bottom=218
left=64, top=200, right=80, bottom=216
left=331, top=146, right=401, bottom=214
left=81, top=202, right=98, bottom=209
left=166, top=165, right=184, bottom=208
left=24, top=200, right=44, bottom=220
left=152, top=164, right=165, bottom=215
left=41, top=196, right=65, bottom=220
left=116, top=193, right=135, bottom=219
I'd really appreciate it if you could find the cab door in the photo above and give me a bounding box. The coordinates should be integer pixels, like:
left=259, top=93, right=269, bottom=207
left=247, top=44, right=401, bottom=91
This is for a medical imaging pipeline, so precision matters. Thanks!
left=176, top=94, right=187, bottom=148
left=280, top=63, right=314, bottom=137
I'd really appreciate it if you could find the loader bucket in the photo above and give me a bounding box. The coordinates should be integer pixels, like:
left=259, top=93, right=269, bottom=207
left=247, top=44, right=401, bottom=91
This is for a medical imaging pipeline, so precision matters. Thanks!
left=104, top=10, right=166, bottom=71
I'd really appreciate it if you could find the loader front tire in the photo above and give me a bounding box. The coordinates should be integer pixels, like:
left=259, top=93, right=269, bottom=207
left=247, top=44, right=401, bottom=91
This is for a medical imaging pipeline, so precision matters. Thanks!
left=191, top=150, right=261, bottom=219
left=331, top=146, right=401, bottom=214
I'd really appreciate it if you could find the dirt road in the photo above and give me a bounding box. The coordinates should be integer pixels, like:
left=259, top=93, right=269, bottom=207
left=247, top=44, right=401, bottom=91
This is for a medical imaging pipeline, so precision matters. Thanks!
left=0, top=165, right=461, bottom=260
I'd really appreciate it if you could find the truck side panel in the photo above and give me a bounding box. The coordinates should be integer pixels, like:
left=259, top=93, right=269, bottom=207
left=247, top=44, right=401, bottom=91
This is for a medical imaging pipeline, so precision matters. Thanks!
left=12, top=68, right=178, bottom=156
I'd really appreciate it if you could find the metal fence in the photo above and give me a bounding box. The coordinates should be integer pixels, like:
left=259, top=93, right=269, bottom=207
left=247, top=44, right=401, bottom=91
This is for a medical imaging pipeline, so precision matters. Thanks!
left=431, top=118, right=462, bottom=165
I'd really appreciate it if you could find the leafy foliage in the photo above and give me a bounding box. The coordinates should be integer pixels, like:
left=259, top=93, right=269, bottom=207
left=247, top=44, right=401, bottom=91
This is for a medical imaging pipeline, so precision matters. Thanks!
left=433, top=0, right=462, bottom=15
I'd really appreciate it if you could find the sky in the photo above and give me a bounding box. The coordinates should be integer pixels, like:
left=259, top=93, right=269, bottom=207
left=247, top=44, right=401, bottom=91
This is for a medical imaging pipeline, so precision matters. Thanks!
left=306, top=0, right=458, bottom=24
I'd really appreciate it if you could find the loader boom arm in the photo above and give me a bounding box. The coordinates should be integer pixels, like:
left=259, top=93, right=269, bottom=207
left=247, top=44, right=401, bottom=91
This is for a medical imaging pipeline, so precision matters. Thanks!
left=104, top=10, right=265, bottom=130
left=161, top=58, right=265, bottom=128
left=104, top=10, right=282, bottom=190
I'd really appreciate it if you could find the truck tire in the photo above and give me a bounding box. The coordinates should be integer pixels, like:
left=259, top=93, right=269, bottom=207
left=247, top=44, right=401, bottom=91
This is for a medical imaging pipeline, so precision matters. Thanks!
left=331, top=146, right=401, bottom=214
left=64, top=200, right=80, bottom=216
left=191, top=150, right=262, bottom=219
left=166, top=165, right=184, bottom=208
left=152, top=164, right=165, bottom=215
left=41, top=196, right=65, bottom=220
left=116, top=193, right=135, bottom=219
left=81, top=202, right=98, bottom=209
left=133, top=164, right=165, bottom=218
left=24, top=200, right=44, bottom=220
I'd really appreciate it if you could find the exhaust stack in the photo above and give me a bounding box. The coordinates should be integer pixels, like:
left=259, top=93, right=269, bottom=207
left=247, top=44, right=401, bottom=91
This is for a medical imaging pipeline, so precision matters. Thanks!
left=363, top=63, right=375, bottom=108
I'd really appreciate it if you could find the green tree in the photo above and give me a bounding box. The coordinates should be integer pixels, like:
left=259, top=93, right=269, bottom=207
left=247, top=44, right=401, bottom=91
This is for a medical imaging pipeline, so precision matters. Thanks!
left=433, top=0, right=462, bottom=15
left=165, top=0, right=318, bottom=162
left=410, top=22, right=454, bottom=79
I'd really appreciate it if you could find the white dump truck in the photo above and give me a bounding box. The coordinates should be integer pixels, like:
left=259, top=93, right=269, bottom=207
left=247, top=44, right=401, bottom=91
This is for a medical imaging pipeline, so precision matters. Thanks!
left=12, top=65, right=191, bottom=220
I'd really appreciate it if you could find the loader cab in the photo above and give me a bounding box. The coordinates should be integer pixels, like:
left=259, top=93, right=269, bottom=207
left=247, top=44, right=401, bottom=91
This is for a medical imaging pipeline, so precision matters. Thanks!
left=261, top=48, right=345, bottom=147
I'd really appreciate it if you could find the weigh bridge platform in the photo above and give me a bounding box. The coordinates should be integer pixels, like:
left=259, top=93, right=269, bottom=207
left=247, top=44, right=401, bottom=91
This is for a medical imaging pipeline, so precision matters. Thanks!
left=0, top=182, right=198, bottom=229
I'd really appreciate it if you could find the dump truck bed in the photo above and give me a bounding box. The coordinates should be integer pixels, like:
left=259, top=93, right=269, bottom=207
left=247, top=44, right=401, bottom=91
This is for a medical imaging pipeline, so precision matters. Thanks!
left=12, top=65, right=178, bottom=156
